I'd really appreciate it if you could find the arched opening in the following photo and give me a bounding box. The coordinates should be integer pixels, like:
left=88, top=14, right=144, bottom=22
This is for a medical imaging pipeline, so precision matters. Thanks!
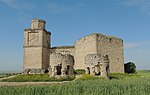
left=65, top=65, right=70, bottom=75
left=106, top=65, right=109, bottom=76
left=95, top=64, right=101, bottom=76
left=87, top=67, right=90, bottom=74
left=44, top=69, right=49, bottom=74
left=56, top=66, right=61, bottom=75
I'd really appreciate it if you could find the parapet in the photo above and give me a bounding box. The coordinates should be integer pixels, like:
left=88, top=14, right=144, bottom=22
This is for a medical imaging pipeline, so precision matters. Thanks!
left=31, top=19, right=46, bottom=29
left=51, top=46, right=75, bottom=49
left=95, top=33, right=123, bottom=46
left=76, top=33, right=123, bottom=46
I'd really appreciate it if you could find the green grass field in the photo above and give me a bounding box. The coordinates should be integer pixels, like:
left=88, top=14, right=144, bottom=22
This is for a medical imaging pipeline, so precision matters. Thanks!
left=0, top=72, right=20, bottom=78
left=0, top=70, right=150, bottom=95
left=0, top=73, right=9, bottom=78
left=1, top=74, right=75, bottom=82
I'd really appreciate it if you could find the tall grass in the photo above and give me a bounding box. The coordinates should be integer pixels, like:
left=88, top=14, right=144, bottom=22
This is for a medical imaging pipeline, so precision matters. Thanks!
left=0, top=71, right=150, bottom=95
left=0, top=77, right=150, bottom=95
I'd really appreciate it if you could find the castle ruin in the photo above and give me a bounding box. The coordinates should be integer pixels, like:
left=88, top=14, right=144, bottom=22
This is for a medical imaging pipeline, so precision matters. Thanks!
left=23, top=19, right=124, bottom=77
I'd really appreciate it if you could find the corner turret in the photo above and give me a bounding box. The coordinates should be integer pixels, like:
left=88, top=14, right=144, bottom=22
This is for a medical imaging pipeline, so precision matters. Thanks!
left=31, top=19, right=46, bottom=29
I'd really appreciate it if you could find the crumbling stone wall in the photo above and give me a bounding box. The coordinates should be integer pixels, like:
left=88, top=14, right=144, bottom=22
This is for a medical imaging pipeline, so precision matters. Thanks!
left=96, top=34, right=124, bottom=72
left=49, top=53, right=74, bottom=77
left=23, top=68, right=48, bottom=74
left=50, top=46, right=75, bottom=57
left=85, top=54, right=109, bottom=79
left=74, top=33, right=124, bottom=73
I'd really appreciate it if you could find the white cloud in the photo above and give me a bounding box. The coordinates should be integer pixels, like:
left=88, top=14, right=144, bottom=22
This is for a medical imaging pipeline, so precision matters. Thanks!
left=124, top=43, right=140, bottom=48
left=46, top=2, right=68, bottom=14
left=46, top=2, right=86, bottom=14
left=117, top=0, right=150, bottom=15
left=77, top=3, right=85, bottom=7
left=0, top=0, right=35, bottom=10
left=124, top=41, right=150, bottom=49
left=124, top=41, right=150, bottom=69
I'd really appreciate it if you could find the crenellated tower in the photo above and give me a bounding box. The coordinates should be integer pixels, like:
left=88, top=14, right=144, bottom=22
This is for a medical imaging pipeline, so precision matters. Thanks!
left=23, top=19, right=51, bottom=71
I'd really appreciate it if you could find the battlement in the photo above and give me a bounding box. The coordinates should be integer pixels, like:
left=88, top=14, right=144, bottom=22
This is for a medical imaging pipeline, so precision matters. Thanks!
left=76, top=33, right=96, bottom=43
left=77, top=33, right=122, bottom=41
left=51, top=46, right=75, bottom=49
left=31, top=19, right=46, bottom=30
left=96, top=33, right=123, bottom=46
left=75, top=33, right=123, bottom=46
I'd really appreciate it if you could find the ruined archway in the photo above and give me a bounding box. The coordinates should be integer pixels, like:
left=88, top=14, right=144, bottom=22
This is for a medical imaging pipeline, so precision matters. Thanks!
left=85, top=54, right=110, bottom=79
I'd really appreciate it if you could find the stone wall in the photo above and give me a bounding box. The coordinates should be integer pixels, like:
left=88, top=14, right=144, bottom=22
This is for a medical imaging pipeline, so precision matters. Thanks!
left=42, top=47, right=50, bottom=69
left=24, top=47, right=43, bottom=69
left=74, top=34, right=97, bottom=69
left=50, top=53, right=63, bottom=68
left=74, top=33, right=124, bottom=73
left=42, top=29, right=51, bottom=48
left=85, top=54, right=107, bottom=66
left=42, top=29, right=50, bottom=69
left=50, top=46, right=75, bottom=56
left=23, top=29, right=44, bottom=70
left=50, top=53, right=74, bottom=68
left=49, top=53, right=74, bottom=77
left=85, top=54, right=109, bottom=79
left=96, top=34, right=124, bottom=72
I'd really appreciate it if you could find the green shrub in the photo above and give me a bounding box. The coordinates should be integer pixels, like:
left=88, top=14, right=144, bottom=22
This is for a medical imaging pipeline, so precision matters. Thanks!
left=74, top=69, right=85, bottom=75
left=124, top=62, right=136, bottom=73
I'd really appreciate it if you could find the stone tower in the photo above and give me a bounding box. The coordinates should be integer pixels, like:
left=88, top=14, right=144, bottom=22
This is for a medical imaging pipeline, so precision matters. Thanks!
left=23, top=19, right=51, bottom=71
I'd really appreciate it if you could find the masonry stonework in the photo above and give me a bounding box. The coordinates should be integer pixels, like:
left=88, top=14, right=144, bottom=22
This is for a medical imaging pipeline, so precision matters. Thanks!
left=96, top=34, right=124, bottom=72
left=74, top=34, right=97, bottom=69
left=23, top=19, right=50, bottom=71
left=85, top=54, right=110, bottom=79
left=23, top=19, right=124, bottom=75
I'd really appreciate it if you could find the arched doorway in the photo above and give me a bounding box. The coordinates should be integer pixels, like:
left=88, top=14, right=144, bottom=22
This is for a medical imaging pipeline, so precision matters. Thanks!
left=65, top=66, right=70, bottom=75
left=56, top=65, right=61, bottom=75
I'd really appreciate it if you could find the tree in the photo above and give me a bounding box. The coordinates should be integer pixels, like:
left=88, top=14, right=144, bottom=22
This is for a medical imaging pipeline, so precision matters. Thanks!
left=124, top=62, right=136, bottom=73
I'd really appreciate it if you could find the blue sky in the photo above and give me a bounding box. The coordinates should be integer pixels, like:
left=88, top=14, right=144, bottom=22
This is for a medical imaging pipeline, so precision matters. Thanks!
left=0, top=0, right=150, bottom=72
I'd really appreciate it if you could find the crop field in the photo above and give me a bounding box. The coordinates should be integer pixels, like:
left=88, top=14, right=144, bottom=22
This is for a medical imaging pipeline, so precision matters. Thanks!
left=0, top=71, right=150, bottom=95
